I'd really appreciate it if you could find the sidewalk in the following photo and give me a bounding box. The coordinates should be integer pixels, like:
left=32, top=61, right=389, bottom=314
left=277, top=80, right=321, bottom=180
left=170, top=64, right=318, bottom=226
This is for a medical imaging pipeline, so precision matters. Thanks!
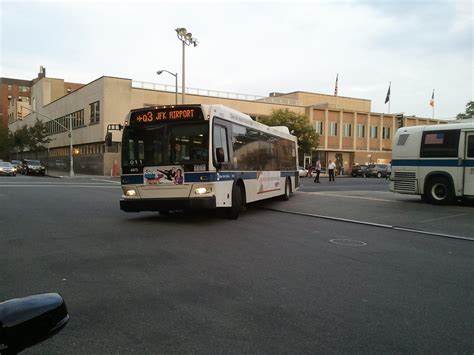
left=46, top=169, right=120, bottom=181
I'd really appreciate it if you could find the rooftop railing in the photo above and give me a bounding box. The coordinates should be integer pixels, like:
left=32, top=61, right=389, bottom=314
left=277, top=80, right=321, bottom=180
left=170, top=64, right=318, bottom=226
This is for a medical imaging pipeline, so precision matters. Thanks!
left=132, top=81, right=303, bottom=106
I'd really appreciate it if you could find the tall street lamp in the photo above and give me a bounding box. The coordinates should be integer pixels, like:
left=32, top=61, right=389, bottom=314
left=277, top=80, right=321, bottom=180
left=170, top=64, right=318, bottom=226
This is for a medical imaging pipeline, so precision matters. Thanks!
left=157, top=70, right=178, bottom=105
left=175, top=27, right=198, bottom=104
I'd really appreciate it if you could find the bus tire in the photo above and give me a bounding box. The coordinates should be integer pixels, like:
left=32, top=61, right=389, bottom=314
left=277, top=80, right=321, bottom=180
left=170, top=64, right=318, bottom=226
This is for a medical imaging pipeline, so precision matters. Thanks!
left=281, top=178, right=291, bottom=201
left=424, top=176, right=455, bottom=205
left=227, top=183, right=243, bottom=219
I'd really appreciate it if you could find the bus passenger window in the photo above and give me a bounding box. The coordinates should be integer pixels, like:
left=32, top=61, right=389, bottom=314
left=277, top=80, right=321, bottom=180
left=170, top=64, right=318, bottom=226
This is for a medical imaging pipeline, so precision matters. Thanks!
left=468, top=136, right=474, bottom=158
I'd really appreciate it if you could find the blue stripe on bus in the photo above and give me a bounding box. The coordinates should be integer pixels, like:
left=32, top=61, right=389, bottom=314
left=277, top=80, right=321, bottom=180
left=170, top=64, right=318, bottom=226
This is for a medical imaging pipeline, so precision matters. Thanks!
left=121, top=174, right=144, bottom=185
left=121, top=171, right=297, bottom=185
left=392, top=159, right=474, bottom=167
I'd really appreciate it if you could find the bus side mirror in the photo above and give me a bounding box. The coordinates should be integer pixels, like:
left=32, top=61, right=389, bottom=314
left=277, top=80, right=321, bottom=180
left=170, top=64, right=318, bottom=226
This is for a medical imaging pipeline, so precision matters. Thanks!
left=105, top=132, right=112, bottom=146
left=216, top=147, right=225, bottom=163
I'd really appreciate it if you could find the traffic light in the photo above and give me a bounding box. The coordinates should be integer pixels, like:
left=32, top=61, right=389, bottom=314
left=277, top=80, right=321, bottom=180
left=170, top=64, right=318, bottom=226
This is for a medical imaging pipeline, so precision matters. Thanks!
left=105, top=132, right=112, bottom=146
left=396, top=114, right=404, bottom=129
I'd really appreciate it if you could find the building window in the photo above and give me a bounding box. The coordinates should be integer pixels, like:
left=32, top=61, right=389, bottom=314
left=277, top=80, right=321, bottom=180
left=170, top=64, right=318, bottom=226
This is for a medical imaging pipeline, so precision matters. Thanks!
left=7, top=85, right=12, bottom=91
left=90, top=101, right=100, bottom=124
left=18, top=96, right=30, bottom=103
left=329, top=122, right=338, bottom=136
left=357, top=124, right=365, bottom=138
left=382, top=127, right=391, bottom=139
left=313, top=121, right=323, bottom=135
left=19, top=86, right=29, bottom=92
left=370, top=126, right=378, bottom=138
left=45, top=109, right=85, bottom=135
left=343, top=123, right=352, bottom=137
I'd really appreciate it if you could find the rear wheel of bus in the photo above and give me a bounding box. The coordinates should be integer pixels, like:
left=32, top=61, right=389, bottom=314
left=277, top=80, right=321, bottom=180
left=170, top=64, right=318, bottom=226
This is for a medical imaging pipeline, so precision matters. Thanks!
left=281, top=178, right=291, bottom=201
left=423, top=176, right=455, bottom=205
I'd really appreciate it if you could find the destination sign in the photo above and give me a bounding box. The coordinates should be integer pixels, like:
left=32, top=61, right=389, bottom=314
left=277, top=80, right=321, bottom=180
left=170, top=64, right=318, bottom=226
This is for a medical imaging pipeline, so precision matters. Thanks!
left=129, top=106, right=204, bottom=125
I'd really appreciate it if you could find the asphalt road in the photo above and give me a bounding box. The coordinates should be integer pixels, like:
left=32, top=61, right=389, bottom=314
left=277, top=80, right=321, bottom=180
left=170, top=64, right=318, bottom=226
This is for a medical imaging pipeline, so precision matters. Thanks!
left=1, top=175, right=473, bottom=354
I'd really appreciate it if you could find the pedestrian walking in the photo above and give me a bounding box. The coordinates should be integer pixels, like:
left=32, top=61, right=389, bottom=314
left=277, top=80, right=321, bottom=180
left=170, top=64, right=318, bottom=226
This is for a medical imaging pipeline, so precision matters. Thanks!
left=313, top=160, right=321, bottom=183
left=328, top=160, right=336, bottom=182
left=307, top=164, right=313, bottom=177
left=386, top=162, right=392, bottom=180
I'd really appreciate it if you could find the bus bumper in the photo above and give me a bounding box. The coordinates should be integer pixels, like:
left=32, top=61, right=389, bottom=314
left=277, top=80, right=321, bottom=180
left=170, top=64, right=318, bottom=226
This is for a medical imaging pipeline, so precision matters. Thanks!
left=120, top=197, right=216, bottom=212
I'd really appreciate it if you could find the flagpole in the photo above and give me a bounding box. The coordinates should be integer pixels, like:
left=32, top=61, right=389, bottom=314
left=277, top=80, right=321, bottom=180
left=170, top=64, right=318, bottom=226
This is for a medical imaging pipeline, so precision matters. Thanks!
left=335, top=73, right=339, bottom=109
left=388, top=81, right=391, bottom=114
left=432, top=89, right=435, bottom=119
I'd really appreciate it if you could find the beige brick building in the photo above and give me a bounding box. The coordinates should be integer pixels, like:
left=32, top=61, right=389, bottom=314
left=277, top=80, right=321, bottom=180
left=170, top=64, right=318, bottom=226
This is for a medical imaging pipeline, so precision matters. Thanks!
left=8, top=70, right=446, bottom=175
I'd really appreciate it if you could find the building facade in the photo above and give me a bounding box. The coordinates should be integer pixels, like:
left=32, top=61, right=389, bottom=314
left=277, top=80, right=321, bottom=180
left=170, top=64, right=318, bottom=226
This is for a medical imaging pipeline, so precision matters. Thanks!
left=7, top=71, right=445, bottom=175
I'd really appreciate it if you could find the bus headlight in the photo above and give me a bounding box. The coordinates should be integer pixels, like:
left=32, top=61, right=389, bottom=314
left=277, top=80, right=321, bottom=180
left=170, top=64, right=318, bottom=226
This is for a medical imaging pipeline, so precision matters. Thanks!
left=125, top=188, right=137, bottom=197
left=195, top=186, right=212, bottom=195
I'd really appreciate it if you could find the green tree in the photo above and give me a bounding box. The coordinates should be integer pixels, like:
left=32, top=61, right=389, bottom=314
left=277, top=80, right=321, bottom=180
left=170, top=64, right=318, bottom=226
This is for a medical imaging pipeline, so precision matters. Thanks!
left=28, top=119, right=52, bottom=158
left=456, top=101, right=473, bottom=120
left=11, top=125, right=30, bottom=159
left=259, top=109, right=319, bottom=155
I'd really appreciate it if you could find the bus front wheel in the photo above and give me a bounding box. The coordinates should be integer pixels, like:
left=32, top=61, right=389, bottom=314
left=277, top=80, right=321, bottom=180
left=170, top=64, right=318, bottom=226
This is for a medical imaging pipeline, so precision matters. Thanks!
left=423, top=177, right=455, bottom=205
left=227, top=184, right=243, bottom=219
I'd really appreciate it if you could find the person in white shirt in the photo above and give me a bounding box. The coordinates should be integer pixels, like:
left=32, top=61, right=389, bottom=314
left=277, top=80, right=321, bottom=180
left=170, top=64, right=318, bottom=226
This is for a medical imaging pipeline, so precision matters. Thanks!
left=328, top=160, right=336, bottom=182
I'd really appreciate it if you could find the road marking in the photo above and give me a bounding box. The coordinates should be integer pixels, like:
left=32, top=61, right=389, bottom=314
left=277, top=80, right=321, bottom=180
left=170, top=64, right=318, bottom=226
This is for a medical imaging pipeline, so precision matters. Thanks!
left=417, top=213, right=467, bottom=224
left=329, top=239, right=367, bottom=246
left=305, top=191, right=400, bottom=203
left=92, top=179, right=121, bottom=184
left=263, top=207, right=474, bottom=242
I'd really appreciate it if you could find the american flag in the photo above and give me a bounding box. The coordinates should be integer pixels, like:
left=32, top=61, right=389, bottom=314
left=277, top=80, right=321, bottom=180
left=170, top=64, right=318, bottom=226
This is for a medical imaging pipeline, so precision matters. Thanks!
left=425, top=133, right=444, bottom=144
left=429, top=90, right=435, bottom=107
left=334, top=73, right=339, bottom=96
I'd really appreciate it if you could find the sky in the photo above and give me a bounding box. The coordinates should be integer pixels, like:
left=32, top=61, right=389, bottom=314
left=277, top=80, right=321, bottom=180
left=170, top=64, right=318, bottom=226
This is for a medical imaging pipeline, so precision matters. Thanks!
left=1, top=0, right=472, bottom=119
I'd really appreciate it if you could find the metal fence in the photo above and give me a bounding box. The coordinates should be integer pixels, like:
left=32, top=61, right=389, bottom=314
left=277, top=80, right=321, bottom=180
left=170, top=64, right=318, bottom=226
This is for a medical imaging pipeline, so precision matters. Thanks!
left=132, top=81, right=303, bottom=106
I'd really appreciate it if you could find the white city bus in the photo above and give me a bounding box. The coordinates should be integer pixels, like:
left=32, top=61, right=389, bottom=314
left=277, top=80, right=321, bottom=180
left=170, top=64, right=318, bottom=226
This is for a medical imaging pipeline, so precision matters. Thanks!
left=120, top=104, right=299, bottom=218
left=390, top=120, right=474, bottom=204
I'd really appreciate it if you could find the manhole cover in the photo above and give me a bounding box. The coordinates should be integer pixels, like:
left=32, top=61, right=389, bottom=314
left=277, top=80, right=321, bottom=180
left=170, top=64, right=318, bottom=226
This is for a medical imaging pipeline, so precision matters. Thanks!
left=329, top=239, right=367, bottom=246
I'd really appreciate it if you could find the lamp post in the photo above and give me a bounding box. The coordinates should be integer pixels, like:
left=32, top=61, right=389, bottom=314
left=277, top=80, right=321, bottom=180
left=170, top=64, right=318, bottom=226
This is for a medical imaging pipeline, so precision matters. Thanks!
left=175, top=27, right=198, bottom=104
left=157, top=70, right=178, bottom=105
left=68, top=114, right=74, bottom=177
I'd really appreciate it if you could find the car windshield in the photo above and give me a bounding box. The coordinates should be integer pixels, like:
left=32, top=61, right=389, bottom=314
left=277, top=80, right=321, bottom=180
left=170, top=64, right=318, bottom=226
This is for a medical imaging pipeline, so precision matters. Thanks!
left=0, top=162, right=13, bottom=167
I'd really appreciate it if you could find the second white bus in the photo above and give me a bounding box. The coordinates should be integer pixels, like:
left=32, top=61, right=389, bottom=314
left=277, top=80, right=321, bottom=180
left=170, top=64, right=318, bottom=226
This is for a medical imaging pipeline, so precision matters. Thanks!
left=390, top=120, right=474, bottom=204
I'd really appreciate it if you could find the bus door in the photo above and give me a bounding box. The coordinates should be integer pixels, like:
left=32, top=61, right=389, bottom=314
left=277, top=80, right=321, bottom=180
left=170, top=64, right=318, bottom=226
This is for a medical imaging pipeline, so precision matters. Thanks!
left=463, top=132, right=474, bottom=196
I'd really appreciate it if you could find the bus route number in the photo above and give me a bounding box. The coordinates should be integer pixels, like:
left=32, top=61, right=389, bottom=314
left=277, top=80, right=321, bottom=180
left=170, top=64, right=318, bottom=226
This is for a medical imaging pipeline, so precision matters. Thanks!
left=135, top=112, right=154, bottom=123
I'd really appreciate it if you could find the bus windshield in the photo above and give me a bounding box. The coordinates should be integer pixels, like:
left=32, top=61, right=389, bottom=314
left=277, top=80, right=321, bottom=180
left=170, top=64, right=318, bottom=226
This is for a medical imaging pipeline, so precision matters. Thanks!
left=122, top=121, right=209, bottom=171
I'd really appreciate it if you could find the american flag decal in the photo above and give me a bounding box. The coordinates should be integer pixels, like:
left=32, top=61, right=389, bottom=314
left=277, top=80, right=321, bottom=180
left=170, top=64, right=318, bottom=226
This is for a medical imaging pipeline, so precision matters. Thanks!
left=425, top=133, right=444, bottom=144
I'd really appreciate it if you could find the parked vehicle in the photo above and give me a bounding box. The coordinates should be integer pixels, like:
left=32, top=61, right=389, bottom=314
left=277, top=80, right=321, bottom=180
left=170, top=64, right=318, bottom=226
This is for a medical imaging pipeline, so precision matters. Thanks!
left=298, top=166, right=308, bottom=177
left=0, top=162, right=16, bottom=176
left=21, top=159, right=46, bottom=176
left=351, top=165, right=368, bottom=177
left=366, top=164, right=389, bottom=178
left=10, top=160, right=22, bottom=173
